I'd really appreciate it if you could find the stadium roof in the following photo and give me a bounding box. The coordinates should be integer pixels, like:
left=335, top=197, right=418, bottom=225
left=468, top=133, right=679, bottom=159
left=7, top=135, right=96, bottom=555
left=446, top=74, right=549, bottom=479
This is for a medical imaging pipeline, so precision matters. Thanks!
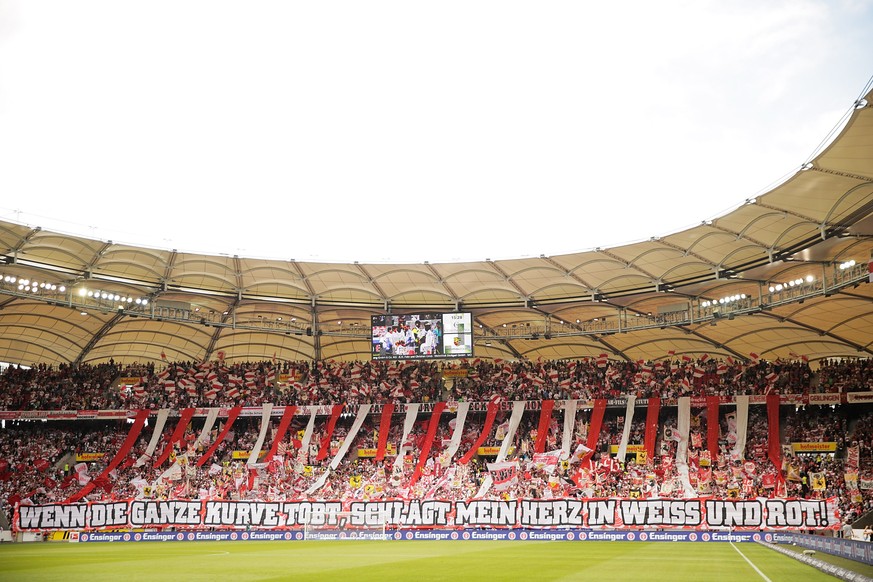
left=1, top=88, right=872, bottom=368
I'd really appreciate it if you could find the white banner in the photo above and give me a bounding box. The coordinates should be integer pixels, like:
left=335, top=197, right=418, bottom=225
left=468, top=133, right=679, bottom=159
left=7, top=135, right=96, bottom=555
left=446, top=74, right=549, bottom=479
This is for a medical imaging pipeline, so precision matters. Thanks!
left=306, top=404, right=372, bottom=494
left=16, top=497, right=840, bottom=531
left=733, top=395, right=749, bottom=461
left=561, top=399, right=578, bottom=458
left=134, top=409, right=170, bottom=467
left=393, top=403, right=421, bottom=473
left=616, top=395, right=636, bottom=460
left=477, top=401, right=526, bottom=497
left=298, top=408, right=318, bottom=454
left=442, top=402, right=470, bottom=465
left=247, top=404, right=273, bottom=467
left=676, top=397, right=694, bottom=497
left=196, top=408, right=220, bottom=450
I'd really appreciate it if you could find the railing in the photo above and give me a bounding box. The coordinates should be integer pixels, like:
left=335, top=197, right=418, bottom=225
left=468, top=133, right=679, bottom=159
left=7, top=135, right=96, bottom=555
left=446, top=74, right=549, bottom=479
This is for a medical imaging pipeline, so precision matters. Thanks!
left=0, top=262, right=869, bottom=341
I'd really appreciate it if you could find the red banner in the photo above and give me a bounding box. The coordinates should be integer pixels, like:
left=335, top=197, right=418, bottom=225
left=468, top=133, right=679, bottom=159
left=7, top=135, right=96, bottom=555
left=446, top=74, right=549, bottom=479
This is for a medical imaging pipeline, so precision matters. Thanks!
left=644, top=397, right=661, bottom=461
left=410, top=402, right=446, bottom=485
left=196, top=406, right=242, bottom=467
left=65, top=409, right=150, bottom=502
left=153, top=408, right=195, bottom=468
left=767, top=393, right=781, bottom=469
left=586, top=399, right=607, bottom=452
left=375, top=403, right=394, bottom=462
left=534, top=400, right=555, bottom=454
left=262, top=406, right=296, bottom=463
left=316, top=404, right=344, bottom=461
left=706, top=396, right=720, bottom=461
left=459, top=402, right=499, bottom=465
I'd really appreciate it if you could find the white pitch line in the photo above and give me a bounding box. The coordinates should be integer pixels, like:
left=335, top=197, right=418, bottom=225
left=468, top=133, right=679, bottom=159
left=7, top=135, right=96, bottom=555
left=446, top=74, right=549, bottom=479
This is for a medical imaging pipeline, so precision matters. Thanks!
left=730, top=541, right=773, bottom=582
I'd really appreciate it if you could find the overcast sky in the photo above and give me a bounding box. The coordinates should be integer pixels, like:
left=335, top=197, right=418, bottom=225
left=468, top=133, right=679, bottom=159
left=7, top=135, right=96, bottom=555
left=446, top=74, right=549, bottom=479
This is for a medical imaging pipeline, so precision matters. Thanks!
left=0, top=1, right=871, bottom=264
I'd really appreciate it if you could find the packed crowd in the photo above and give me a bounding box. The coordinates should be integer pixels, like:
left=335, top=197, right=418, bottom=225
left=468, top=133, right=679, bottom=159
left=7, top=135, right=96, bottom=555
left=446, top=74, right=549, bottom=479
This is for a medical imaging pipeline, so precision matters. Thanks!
left=3, top=354, right=871, bottom=412
left=2, top=397, right=873, bottom=530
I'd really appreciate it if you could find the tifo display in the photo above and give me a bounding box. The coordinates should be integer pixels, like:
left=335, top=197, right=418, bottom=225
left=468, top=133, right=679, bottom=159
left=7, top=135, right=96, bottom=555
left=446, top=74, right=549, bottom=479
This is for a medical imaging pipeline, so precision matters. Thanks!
left=0, top=355, right=871, bottom=537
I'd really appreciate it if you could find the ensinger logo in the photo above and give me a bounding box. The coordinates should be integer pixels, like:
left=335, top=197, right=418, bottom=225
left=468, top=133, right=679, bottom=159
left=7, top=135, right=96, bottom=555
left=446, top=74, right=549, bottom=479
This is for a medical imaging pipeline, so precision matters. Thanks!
left=688, top=533, right=698, bottom=541
left=566, top=532, right=575, bottom=541
left=507, top=532, right=516, bottom=540
left=627, top=532, right=636, bottom=541
left=639, top=532, right=648, bottom=541
left=450, top=532, right=459, bottom=540
left=701, top=533, right=710, bottom=541
left=578, top=532, right=588, bottom=540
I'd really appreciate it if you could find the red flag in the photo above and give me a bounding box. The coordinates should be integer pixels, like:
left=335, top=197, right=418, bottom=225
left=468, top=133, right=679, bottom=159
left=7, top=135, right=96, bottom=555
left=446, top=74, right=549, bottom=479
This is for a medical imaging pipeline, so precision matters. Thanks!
left=160, top=350, right=167, bottom=361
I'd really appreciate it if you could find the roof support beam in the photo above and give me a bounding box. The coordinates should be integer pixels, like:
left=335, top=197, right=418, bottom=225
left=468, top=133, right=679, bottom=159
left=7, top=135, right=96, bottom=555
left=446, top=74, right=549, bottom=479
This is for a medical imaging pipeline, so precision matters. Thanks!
left=73, top=311, right=125, bottom=366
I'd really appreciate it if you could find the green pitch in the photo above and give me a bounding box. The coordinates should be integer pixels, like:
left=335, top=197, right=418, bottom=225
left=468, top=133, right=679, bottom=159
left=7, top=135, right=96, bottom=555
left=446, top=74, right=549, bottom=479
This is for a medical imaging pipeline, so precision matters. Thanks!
left=0, top=540, right=865, bottom=582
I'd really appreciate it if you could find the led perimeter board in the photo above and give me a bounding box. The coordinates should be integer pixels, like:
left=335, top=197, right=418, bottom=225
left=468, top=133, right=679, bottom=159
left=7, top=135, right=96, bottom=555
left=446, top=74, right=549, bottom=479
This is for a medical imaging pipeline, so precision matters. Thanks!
left=371, top=312, right=473, bottom=360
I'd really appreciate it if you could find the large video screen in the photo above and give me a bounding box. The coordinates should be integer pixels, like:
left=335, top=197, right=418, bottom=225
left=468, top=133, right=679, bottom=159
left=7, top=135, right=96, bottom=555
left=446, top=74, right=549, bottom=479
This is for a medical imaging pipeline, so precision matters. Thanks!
left=371, top=312, right=473, bottom=360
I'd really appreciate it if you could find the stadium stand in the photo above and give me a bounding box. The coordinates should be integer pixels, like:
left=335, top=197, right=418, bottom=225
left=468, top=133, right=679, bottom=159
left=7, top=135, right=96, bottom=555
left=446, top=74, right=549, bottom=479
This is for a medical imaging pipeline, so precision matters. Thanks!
left=1, top=356, right=871, bottom=533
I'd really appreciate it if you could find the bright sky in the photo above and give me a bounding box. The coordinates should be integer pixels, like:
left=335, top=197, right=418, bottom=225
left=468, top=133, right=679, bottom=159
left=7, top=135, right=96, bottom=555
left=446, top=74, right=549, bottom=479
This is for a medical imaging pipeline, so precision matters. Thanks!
left=0, top=1, right=871, bottom=264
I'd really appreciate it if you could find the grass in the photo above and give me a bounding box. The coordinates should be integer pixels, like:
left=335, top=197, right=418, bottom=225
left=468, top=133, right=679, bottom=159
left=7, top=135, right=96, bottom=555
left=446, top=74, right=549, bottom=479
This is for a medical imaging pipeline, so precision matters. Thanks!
left=0, top=540, right=859, bottom=582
